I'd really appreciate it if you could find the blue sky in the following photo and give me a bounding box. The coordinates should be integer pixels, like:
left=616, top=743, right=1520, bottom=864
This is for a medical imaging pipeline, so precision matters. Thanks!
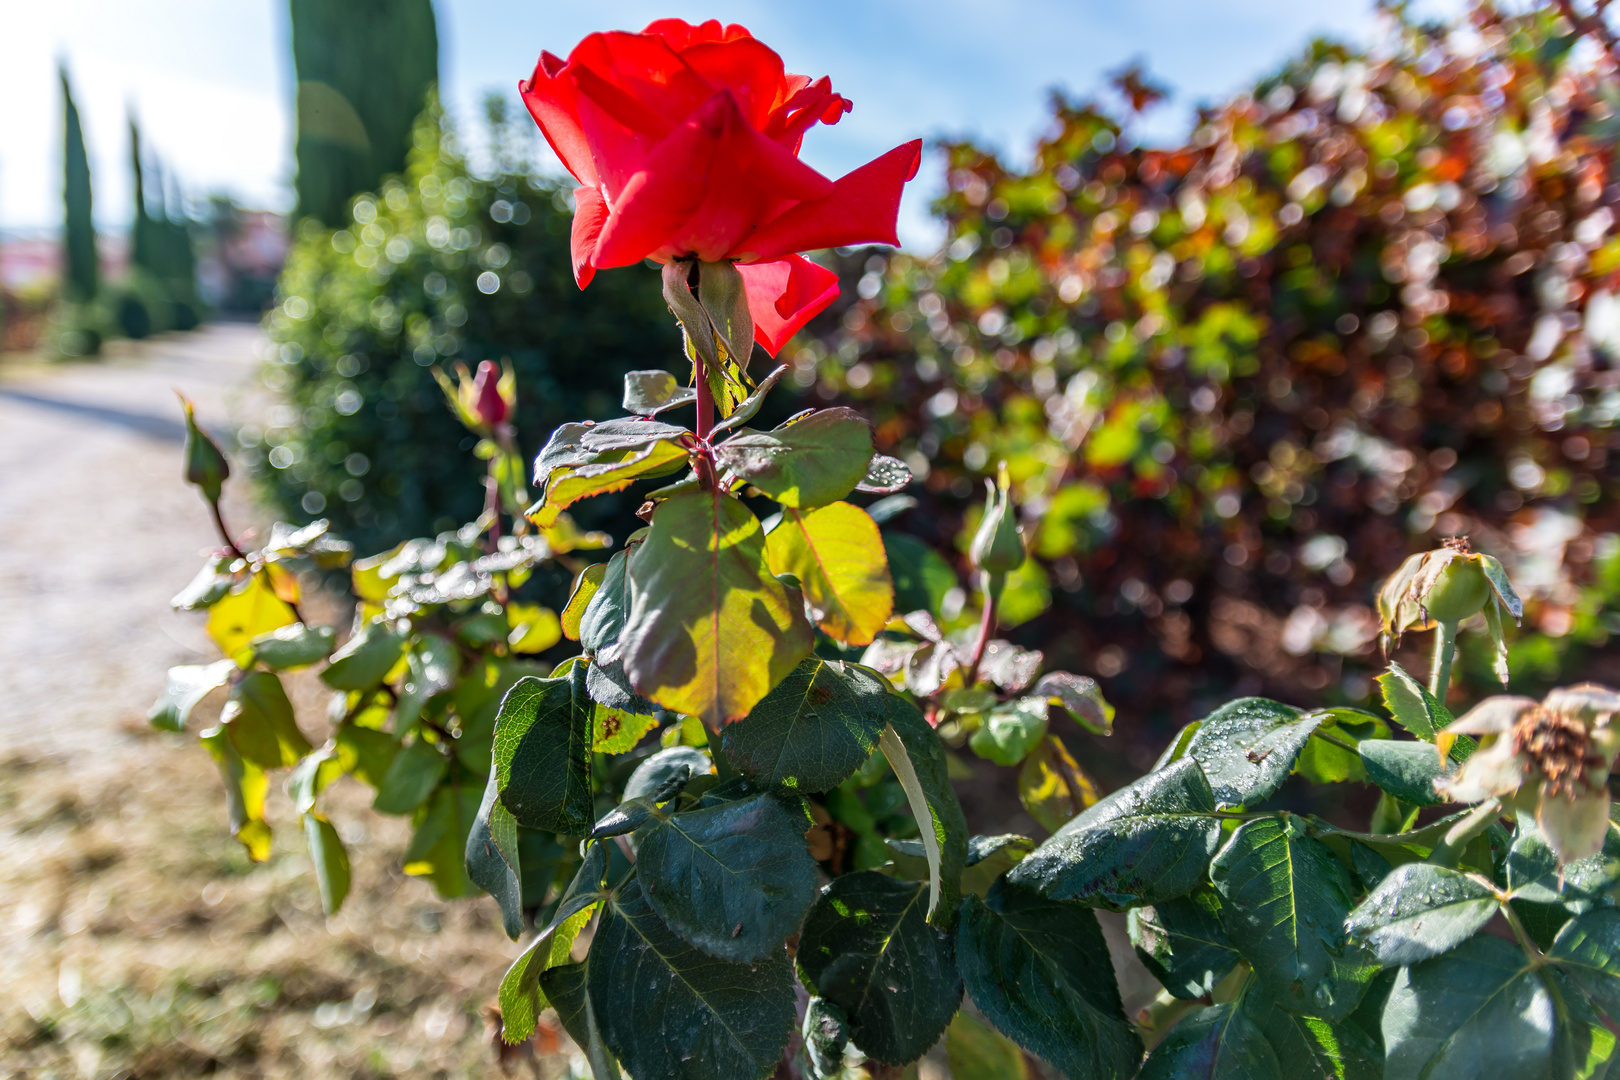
left=3, top=0, right=1459, bottom=250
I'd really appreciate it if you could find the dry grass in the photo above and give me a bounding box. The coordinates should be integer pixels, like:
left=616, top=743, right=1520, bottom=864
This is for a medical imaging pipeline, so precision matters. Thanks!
left=0, top=723, right=576, bottom=1080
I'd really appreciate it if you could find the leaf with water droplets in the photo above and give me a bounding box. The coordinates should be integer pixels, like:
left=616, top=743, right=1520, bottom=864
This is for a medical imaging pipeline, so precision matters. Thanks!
left=1185, top=697, right=1320, bottom=808
left=1129, top=885, right=1241, bottom=1000
left=1345, top=863, right=1499, bottom=967
left=856, top=454, right=913, bottom=494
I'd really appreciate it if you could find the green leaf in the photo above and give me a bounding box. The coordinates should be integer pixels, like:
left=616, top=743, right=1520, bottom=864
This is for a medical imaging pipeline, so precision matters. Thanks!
left=802, top=998, right=850, bottom=1078
left=590, top=879, right=795, bottom=1080
left=956, top=881, right=1141, bottom=1079
left=1137, top=1001, right=1281, bottom=1080
left=1294, top=708, right=1390, bottom=785
left=1129, top=885, right=1241, bottom=1000
left=247, top=622, right=336, bottom=670
left=402, top=782, right=482, bottom=899
left=623, top=369, right=697, bottom=416
left=798, top=871, right=962, bottom=1065
left=1549, top=909, right=1620, bottom=1021
left=1345, top=863, right=1499, bottom=967
left=1507, top=819, right=1620, bottom=907
left=1358, top=740, right=1458, bottom=807
left=1152, top=720, right=1202, bottom=770
left=302, top=813, right=350, bottom=915
left=148, top=658, right=237, bottom=731
left=1209, top=815, right=1376, bottom=1021
left=621, top=490, right=814, bottom=727
left=634, top=790, right=819, bottom=961
left=1378, top=661, right=1456, bottom=742
left=531, top=435, right=690, bottom=527
left=499, top=843, right=609, bottom=1043
left=880, top=694, right=969, bottom=927
left=492, top=670, right=594, bottom=835
left=371, top=737, right=449, bottom=814
left=290, top=743, right=344, bottom=815
left=708, top=364, right=789, bottom=437
left=764, top=501, right=894, bottom=646
left=720, top=657, right=889, bottom=793
left=1029, top=672, right=1113, bottom=735
left=466, top=766, right=525, bottom=939
left=625, top=746, right=714, bottom=803
left=579, top=549, right=632, bottom=656
left=714, top=407, right=875, bottom=508
left=886, top=833, right=1035, bottom=899
left=945, top=1011, right=1029, bottom=1080
left=968, top=698, right=1048, bottom=766
left=1018, top=734, right=1100, bottom=833
left=1382, top=935, right=1560, bottom=1080
left=1241, top=982, right=1383, bottom=1080
left=592, top=704, right=658, bottom=754
left=396, top=634, right=458, bottom=729
left=883, top=532, right=957, bottom=615
left=1007, top=757, right=1223, bottom=910
left=321, top=622, right=407, bottom=692
left=1185, top=697, right=1318, bottom=808
left=540, top=958, right=620, bottom=1079
left=220, top=671, right=312, bottom=769
left=172, top=555, right=236, bottom=610
left=199, top=724, right=272, bottom=862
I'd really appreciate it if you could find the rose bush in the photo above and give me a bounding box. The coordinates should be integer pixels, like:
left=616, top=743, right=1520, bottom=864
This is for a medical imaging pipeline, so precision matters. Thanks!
left=520, top=18, right=922, bottom=355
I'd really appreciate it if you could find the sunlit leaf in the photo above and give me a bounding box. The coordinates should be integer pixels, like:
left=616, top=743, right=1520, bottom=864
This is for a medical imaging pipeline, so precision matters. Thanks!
left=765, top=501, right=894, bottom=646
left=303, top=813, right=351, bottom=915
left=1018, top=735, right=1099, bottom=833
left=148, top=658, right=237, bottom=731
left=220, top=671, right=312, bottom=769
left=206, top=573, right=296, bottom=662
left=714, top=407, right=875, bottom=508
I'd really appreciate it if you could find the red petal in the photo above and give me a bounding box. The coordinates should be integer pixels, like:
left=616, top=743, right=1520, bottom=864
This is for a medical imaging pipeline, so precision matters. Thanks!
left=519, top=54, right=598, bottom=187
left=569, top=186, right=609, bottom=288
left=569, top=31, right=712, bottom=132
left=731, top=140, right=922, bottom=263
left=642, top=18, right=751, bottom=49
left=737, top=255, right=840, bottom=356
left=592, top=90, right=833, bottom=268
left=763, top=76, right=851, bottom=155
left=679, top=37, right=791, bottom=130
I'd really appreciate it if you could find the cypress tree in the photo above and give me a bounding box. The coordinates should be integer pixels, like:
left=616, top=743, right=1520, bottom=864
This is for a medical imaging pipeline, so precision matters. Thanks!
left=60, top=69, right=97, bottom=305
left=129, top=117, right=154, bottom=274
left=287, top=0, right=438, bottom=227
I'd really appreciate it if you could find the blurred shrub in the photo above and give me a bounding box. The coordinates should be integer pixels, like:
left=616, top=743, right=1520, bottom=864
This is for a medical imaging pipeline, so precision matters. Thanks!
left=801, top=5, right=1620, bottom=748
left=256, top=102, right=681, bottom=553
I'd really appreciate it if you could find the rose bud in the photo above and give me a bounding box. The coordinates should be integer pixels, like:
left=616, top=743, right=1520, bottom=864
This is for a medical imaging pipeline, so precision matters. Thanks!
left=472, top=360, right=508, bottom=428
left=177, top=392, right=230, bottom=504
left=970, top=462, right=1025, bottom=578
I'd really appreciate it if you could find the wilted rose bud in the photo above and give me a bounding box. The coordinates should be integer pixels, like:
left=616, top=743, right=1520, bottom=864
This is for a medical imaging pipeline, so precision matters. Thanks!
left=177, top=392, right=229, bottom=504
left=472, top=360, right=508, bottom=428
left=1377, top=537, right=1522, bottom=682
left=970, top=462, right=1024, bottom=577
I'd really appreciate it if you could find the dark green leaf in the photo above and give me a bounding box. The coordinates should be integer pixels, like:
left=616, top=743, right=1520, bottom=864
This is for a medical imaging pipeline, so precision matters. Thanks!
left=590, top=879, right=795, bottom=1080
left=883, top=532, right=957, bottom=616
left=856, top=454, right=913, bottom=495
left=1358, top=739, right=1457, bottom=807
left=713, top=407, right=875, bottom=508
left=320, top=622, right=407, bottom=691
left=798, top=872, right=962, bottom=1065
left=1240, top=982, right=1383, bottom=1080
left=1137, top=1001, right=1281, bottom=1080
left=467, top=766, right=525, bottom=939
left=171, top=555, right=235, bottom=610
left=624, top=746, right=713, bottom=803
left=148, top=658, right=237, bottom=731
left=1377, top=661, right=1464, bottom=750
left=1345, top=863, right=1499, bottom=967
left=248, top=622, right=336, bottom=670
left=1007, top=756, right=1222, bottom=910
left=221, top=671, right=312, bottom=769
left=1152, top=720, right=1202, bottom=770
left=802, top=997, right=850, bottom=1079
left=579, top=550, right=631, bottom=656
left=1030, top=672, right=1113, bottom=735
left=1130, top=885, right=1241, bottom=1000
left=620, top=490, right=814, bottom=726
left=721, top=658, right=889, bottom=793
left=1549, top=909, right=1620, bottom=1021
left=500, top=843, right=609, bottom=1043
left=1382, top=934, right=1557, bottom=1080
left=492, top=670, right=594, bottom=835
left=707, top=364, right=789, bottom=437
left=372, top=737, right=449, bottom=814
left=302, top=813, right=350, bottom=915
left=623, top=369, right=697, bottom=416
left=881, top=693, right=969, bottom=927
left=1508, top=819, right=1620, bottom=907
left=540, top=959, right=620, bottom=1079
left=1209, top=815, right=1376, bottom=1021
left=635, top=790, right=819, bottom=961
left=956, top=880, right=1141, bottom=1079
left=1185, top=697, right=1318, bottom=808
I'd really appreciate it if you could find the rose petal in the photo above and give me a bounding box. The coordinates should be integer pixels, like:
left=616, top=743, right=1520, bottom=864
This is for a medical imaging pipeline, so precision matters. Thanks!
left=1444, top=695, right=1539, bottom=737
left=569, top=186, right=609, bottom=288
left=680, top=37, right=792, bottom=130
left=731, top=139, right=923, bottom=263
left=519, top=52, right=598, bottom=187
left=592, top=90, right=834, bottom=267
left=736, top=255, right=840, bottom=356
left=764, top=75, right=852, bottom=154
left=641, top=18, right=750, bottom=50
left=1545, top=683, right=1620, bottom=724
left=1434, top=738, right=1526, bottom=802
left=1536, top=787, right=1612, bottom=864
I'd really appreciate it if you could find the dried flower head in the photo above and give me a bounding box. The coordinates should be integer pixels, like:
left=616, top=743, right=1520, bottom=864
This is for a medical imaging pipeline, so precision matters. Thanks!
left=1376, top=540, right=1523, bottom=682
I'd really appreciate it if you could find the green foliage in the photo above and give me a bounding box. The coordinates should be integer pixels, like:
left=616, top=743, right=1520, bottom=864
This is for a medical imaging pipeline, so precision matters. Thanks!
left=59, top=68, right=96, bottom=306
left=287, top=0, right=438, bottom=228
left=259, top=104, right=681, bottom=553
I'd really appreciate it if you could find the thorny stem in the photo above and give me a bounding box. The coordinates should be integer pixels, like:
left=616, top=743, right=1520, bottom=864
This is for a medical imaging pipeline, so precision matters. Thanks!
left=1429, top=619, right=1458, bottom=701
left=208, top=498, right=245, bottom=560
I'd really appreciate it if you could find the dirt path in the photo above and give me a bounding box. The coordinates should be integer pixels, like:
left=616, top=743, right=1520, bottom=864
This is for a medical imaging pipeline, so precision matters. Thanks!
left=0, top=324, right=269, bottom=753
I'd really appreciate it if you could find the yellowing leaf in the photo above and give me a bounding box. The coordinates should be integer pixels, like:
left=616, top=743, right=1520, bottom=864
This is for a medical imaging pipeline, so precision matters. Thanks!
left=207, top=574, right=297, bottom=662
left=507, top=604, right=562, bottom=654
left=529, top=439, right=689, bottom=527
left=1018, top=734, right=1099, bottom=833
left=561, top=562, right=607, bottom=642
left=265, top=562, right=302, bottom=605
left=593, top=704, right=660, bottom=754
left=351, top=542, right=404, bottom=603
left=621, top=490, right=813, bottom=728
left=200, top=724, right=273, bottom=862
left=765, top=501, right=894, bottom=646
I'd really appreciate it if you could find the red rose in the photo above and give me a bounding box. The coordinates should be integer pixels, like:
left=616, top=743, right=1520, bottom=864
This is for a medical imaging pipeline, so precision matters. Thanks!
left=471, top=360, right=508, bottom=428
left=520, top=18, right=922, bottom=356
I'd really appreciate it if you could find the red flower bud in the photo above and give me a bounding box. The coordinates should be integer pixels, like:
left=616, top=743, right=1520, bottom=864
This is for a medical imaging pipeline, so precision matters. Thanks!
left=472, top=360, right=508, bottom=428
